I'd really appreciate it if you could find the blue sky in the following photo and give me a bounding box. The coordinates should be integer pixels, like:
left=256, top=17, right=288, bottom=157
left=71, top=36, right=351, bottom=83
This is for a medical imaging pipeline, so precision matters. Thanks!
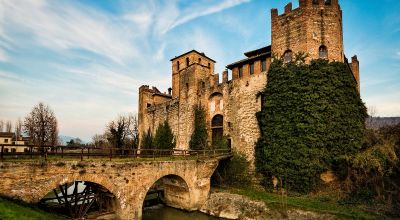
left=0, top=0, right=399, bottom=141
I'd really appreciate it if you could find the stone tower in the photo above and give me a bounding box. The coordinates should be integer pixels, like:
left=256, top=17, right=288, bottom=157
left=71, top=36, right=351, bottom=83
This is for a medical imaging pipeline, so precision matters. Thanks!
left=271, top=0, right=344, bottom=63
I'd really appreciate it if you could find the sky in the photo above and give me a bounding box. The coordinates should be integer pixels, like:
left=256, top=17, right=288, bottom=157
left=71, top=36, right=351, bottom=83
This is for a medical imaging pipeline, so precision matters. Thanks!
left=0, top=0, right=399, bottom=141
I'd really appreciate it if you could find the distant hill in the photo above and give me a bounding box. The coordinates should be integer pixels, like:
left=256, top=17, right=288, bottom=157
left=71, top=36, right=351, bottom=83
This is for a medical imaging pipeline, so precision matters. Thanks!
left=366, top=117, right=400, bottom=130
left=59, top=135, right=88, bottom=145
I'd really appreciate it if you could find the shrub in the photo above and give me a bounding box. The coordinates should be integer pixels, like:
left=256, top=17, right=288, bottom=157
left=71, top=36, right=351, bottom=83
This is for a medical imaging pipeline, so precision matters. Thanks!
left=255, top=57, right=367, bottom=192
left=212, top=153, right=251, bottom=187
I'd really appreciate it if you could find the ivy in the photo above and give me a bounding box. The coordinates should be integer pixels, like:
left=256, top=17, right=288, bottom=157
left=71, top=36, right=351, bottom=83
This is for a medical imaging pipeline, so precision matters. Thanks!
left=255, top=58, right=368, bottom=192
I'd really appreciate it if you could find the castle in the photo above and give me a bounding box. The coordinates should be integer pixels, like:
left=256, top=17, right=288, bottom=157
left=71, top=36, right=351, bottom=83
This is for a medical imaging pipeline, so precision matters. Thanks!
left=138, top=0, right=360, bottom=166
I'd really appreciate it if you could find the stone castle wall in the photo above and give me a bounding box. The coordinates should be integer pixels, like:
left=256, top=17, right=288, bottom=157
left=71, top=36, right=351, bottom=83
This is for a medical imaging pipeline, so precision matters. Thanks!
left=138, top=0, right=359, bottom=168
left=271, top=0, right=344, bottom=62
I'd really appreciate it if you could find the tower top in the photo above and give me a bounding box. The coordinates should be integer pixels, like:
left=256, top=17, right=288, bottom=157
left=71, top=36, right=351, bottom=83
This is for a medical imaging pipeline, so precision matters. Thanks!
left=271, top=0, right=344, bottom=62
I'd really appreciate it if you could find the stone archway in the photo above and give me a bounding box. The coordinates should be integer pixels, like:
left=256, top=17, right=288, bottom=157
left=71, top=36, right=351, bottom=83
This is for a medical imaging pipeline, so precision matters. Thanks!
left=136, top=173, right=195, bottom=219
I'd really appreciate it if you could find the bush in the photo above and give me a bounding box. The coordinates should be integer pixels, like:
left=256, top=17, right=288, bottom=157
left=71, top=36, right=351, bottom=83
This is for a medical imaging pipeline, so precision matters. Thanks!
left=189, top=105, right=208, bottom=150
left=212, top=153, right=251, bottom=187
left=255, top=57, right=367, bottom=192
left=153, top=121, right=176, bottom=150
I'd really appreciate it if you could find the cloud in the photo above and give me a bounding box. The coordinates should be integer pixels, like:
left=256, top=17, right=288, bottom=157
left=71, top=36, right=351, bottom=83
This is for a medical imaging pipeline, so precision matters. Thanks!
left=0, top=0, right=139, bottom=64
left=0, top=49, right=7, bottom=62
left=155, top=0, right=251, bottom=35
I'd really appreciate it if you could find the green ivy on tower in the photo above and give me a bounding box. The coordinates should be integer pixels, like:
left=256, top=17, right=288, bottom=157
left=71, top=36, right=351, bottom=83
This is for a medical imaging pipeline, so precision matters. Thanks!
left=255, top=55, right=368, bottom=192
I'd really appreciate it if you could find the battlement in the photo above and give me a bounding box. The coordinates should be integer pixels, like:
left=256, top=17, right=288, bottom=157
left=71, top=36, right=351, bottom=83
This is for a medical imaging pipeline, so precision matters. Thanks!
left=272, top=0, right=339, bottom=18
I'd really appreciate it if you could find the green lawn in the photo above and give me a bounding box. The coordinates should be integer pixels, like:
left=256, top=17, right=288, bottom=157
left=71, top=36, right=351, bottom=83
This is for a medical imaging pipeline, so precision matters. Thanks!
left=220, top=187, right=383, bottom=220
left=0, top=197, right=65, bottom=220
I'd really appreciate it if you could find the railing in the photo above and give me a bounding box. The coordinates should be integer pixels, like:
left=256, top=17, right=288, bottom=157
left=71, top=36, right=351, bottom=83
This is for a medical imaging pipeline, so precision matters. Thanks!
left=0, top=144, right=232, bottom=162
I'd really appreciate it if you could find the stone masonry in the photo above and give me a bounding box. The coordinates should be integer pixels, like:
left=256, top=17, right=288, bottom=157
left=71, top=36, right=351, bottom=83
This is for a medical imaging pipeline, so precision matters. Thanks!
left=0, top=159, right=219, bottom=219
left=138, top=0, right=360, bottom=170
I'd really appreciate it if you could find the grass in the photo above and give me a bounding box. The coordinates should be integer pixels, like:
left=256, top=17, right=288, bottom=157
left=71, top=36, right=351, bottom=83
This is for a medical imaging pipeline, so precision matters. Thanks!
left=219, top=186, right=383, bottom=220
left=0, top=197, right=65, bottom=220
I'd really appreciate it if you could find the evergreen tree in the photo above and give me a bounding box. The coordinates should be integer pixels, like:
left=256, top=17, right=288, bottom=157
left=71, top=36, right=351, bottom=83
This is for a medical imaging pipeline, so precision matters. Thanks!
left=153, top=121, right=176, bottom=149
left=189, top=105, right=208, bottom=150
left=140, top=128, right=153, bottom=149
left=255, top=58, right=367, bottom=192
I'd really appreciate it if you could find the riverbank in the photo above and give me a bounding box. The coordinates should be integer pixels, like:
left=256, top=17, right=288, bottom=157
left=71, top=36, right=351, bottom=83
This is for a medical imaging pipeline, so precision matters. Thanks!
left=0, top=197, right=65, bottom=220
left=200, top=187, right=383, bottom=220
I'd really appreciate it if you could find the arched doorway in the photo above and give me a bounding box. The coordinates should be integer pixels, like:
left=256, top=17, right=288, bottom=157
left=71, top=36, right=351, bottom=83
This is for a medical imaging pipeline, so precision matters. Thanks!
left=211, top=114, right=223, bottom=146
left=39, top=181, right=118, bottom=219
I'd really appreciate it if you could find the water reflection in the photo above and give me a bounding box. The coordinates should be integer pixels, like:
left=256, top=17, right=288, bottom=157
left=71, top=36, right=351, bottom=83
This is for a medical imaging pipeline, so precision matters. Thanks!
left=143, top=205, right=221, bottom=220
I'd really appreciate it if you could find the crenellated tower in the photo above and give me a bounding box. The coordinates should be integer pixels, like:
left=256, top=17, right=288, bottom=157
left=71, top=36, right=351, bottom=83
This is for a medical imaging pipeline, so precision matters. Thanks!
left=271, top=0, right=344, bottom=63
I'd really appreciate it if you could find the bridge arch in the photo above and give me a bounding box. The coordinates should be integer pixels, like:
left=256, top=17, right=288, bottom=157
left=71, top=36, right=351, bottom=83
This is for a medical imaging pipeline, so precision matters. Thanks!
left=36, top=174, right=119, bottom=204
left=137, top=173, right=193, bottom=215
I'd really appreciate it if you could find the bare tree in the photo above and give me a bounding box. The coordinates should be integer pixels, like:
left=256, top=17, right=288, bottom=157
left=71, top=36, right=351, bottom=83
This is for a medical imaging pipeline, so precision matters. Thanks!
left=24, top=102, right=58, bottom=153
left=105, top=113, right=138, bottom=149
left=0, top=120, right=4, bottom=132
left=15, top=118, right=23, bottom=139
left=91, top=134, right=108, bottom=148
left=5, top=120, right=12, bottom=133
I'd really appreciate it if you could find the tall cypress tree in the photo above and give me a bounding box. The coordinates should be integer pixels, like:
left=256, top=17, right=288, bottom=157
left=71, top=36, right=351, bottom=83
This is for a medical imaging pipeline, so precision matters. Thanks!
left=189, top=105, right=208, bottom=150
left=140, top=128, right=153, bottom=149
left=154, top=121, right=176, bottom=149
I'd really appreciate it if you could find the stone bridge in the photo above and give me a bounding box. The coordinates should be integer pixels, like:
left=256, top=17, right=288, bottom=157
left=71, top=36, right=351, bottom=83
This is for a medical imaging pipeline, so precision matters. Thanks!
left=0, top=158, right=224, bottom=219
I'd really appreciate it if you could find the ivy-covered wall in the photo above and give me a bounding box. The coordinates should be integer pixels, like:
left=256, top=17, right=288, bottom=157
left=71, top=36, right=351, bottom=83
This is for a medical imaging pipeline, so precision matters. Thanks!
left=255, top=58, right=367, bottom=192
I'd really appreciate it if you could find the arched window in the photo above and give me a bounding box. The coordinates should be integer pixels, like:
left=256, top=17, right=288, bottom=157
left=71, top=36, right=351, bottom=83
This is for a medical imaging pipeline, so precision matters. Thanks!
left=211, top=114, right=223, bottom=146
left=325, top=0, right=331, bottom=5
left=312, top=0, right=318, bottom=4
left=283, top=50, right=293, bottom=63
left=198, top=58, right=202, bottom=64
left=319, top=45, right=328, bottom=59
left=177, top=61, right=180, bottom=70
left=208, top=62, right=211, bottom=68
left=186, top=57, right=190, bottom=67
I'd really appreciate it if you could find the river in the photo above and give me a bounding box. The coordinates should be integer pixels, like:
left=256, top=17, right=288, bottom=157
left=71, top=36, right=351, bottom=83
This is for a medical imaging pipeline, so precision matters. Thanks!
left=142, top=205, right=221, bottom=220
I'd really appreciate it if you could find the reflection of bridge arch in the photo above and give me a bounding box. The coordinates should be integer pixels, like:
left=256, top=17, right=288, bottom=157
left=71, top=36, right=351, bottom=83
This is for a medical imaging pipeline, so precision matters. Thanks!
left=39, top=180, right=119, bottom=219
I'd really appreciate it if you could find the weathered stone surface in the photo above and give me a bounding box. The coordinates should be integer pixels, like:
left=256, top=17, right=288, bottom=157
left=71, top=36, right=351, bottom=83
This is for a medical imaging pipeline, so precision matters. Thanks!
left=0, top=159, right=219, bottom=219
left=138, top=0, right=360, bottom=177
left=200, top=192, right=338, bottom=220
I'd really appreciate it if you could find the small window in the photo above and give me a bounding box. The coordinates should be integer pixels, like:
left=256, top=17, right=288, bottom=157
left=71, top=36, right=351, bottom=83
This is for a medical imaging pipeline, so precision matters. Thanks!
left=325, top=0, right=331, bottom=5
left=186, top=83, right=189, bottom=91
left=261, top=60, right=266, bottom=72
left=283, top=50, right=293, bottom=62
left=198, top=58, right=201, bottom=64
left=249, top=62, right=254, bottom=75
left=4, top=139, right=8, bottom=143
left=11, top=148, right=16, bottom=153
left=4, top=148, right=8, bottom=153
left=186, top=57, right=190, bottom=67
left=24, top=148, right=29, bottom=153
left=208, top=62, right=211, bottom=68
left=177, top=61, right=180, bottom=70
left=202, top=81, right=205, bottom=89
left=146, top=103, right=151, bottom=108
left=319, top=45, right=328, bottom=59
left=238, top=66, right=243, bottom=78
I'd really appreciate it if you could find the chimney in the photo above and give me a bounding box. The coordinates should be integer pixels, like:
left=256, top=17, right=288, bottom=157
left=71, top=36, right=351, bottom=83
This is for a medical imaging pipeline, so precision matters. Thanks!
left=168, top=88, right=172, bottom=96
